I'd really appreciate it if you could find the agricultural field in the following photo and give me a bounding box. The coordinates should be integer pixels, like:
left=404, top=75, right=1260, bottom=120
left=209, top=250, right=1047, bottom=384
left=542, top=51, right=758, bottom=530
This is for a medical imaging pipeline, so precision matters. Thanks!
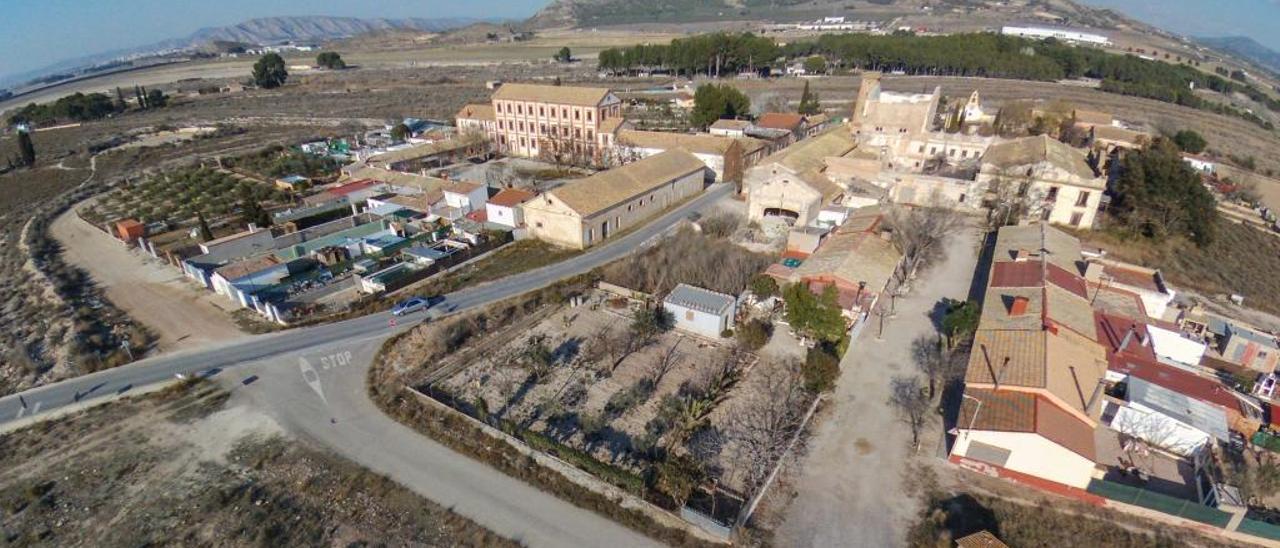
left=83, top=167, right=287, bottom=229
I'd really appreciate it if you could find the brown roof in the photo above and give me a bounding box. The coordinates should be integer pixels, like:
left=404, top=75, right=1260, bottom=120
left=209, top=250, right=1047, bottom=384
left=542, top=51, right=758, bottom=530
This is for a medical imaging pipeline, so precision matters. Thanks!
left=455, top=103, right=494, bottom=121
left=759, top=126, right=856, bottom=174
left=1073, top=109, right=1113, bottom=126
left=386, top=194, right=435, bottom=213
left=491, top=83, right=613, bottom=106
left=488, top=188, right=535, bottom=207
left=598, top=116, right=627, bottom=135
left=442, top=181, right=484, bottom=195
left=202, top=227, right=265, bottom=247
left=756, top=112, right=805, bottom=132
left=955, top=531, right=1009, bottom=548
left=710, top=119, right=752, bottom=131
left=1091, top=124, right=1148, bottom=145
left=548, top=149, right=706, bottom=217
left=366, top=135, right=484, bottom=165
left=618, top=129, right=768, bottom=157
left=981, top=135, right=1100, bottom=182
left=960, top=389, right=1096, bottom=460
left=214, top=254, right=282, bottom=281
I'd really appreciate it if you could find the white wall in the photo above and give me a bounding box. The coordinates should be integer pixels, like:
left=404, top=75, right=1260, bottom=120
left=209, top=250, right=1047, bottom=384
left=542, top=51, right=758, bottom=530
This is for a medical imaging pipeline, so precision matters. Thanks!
left=953, top=430, right=1096, bottom=489
left=665, top=303, right=731, bottom=338
left=486, top=203, right=522, bottom=227
left=1147, top=325, right=1207, bottom=367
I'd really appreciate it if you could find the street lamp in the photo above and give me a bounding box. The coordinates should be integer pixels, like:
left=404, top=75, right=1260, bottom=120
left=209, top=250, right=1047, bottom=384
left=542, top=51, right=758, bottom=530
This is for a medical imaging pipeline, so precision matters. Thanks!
left=958, top=392, right=984, bottom=441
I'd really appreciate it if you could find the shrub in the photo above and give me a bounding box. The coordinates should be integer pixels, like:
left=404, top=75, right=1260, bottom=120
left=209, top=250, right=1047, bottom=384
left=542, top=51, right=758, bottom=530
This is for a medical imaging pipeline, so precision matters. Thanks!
left=749, top=274, right=779, bottom=298
left=736, top=319, right=773, bottom=350
left=803, top=347, right=840, bottom=393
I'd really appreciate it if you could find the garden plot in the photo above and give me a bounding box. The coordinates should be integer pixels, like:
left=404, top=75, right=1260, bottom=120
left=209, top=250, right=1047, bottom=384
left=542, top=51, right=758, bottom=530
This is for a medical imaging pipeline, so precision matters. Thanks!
left=436, top=293, right=812, bottom=498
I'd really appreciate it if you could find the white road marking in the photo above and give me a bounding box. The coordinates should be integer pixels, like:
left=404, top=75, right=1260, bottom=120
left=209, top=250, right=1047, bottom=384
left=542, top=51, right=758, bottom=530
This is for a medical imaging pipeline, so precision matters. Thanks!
left=13, top=406, right=26, bottom=419
left=31, top=401, right=41, bottom=415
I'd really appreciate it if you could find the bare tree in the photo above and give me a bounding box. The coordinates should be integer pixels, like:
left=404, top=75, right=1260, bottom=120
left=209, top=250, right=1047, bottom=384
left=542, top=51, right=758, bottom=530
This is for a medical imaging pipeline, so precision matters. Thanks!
left=723, top=358, right=810, bottom=491
left=885, top=204, right=964, bottom=279
left=986, top=165, right=1044, bottom=229
left=911, top=335, right=966, bottom=401
left=645, top=336, right=685, bottom=385
left=889, top=375, right=931, bottom=450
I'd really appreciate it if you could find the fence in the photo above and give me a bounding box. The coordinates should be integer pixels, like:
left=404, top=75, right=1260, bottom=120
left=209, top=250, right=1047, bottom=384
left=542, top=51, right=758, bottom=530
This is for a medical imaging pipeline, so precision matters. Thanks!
left=1238, top=517, right=1280, bottom=542
left=1086, top=479, right=1233, bottom=528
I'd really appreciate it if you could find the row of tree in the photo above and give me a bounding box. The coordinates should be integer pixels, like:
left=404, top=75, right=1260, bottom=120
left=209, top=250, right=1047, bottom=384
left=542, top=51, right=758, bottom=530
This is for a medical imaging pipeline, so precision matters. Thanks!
left=598, top=32, right=780, bottom=77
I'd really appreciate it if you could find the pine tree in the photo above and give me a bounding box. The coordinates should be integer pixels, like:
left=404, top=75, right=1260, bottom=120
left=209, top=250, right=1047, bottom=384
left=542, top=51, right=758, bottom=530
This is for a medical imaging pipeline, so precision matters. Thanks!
left=134, top=86, right=144, bottom=108
left=798, top=80, right=821, bottom=115
left=115, top=87, right=127, bottom=110
left=17, top=127, right=36, bottom=167
left=196, top=211, right=214, bottom=242
left=139, top=86, right=149, bottom=109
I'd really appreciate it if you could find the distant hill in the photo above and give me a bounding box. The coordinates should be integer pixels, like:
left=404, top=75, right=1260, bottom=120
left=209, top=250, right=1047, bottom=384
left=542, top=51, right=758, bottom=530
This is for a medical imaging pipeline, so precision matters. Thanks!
left=1198, top=36, right=1280, bottom=77
left=525, top=0, right=1122, bottom=30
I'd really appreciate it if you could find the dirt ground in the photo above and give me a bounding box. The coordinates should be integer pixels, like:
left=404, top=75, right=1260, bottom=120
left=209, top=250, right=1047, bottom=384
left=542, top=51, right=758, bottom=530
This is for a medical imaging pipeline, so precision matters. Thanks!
left=50, top=203, right=245, bottom=353
left=0, top=381, right=514, bottom=547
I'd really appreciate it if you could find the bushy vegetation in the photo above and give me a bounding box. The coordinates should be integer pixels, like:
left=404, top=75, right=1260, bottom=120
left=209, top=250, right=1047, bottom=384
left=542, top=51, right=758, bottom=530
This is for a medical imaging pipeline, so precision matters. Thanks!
left=1109, top=138, right=1219, bottom=247
left=315, top=51, right=346, bottom=70
left=603, top=227, right=773, bottom=296
left=598, top=32, right=779, bottom=76
left=691, top=83, right=752, bottom=129
left=96, top=166, right=285, bottom=226
left=8, top=92, right=117, bottom=125
left=225, top=144, right=341, bottom=179
left=1172, top=129, right=1207, bottom=154
left=782, top=283, right=845, bottom=345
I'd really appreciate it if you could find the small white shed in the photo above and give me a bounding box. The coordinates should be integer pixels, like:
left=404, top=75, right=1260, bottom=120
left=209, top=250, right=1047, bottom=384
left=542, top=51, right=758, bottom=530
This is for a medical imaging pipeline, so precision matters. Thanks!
left=663, top=283, right=737, bottom=338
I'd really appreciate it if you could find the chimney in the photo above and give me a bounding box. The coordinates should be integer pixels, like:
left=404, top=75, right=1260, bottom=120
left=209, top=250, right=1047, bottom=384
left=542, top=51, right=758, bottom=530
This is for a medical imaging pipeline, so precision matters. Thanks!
left=1009, top=295, right=1030, bottom=316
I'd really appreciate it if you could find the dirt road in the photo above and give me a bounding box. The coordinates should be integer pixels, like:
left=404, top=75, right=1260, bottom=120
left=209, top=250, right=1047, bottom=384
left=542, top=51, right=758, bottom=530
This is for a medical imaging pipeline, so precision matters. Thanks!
left=50, top=205, right=245, bottom=353
left=775, top=223, right=982, bottom=547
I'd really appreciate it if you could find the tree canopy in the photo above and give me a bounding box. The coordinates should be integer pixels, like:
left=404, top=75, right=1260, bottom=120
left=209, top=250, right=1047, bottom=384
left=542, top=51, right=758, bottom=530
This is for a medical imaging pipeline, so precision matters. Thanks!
left=782, top=283, right=845, bottom=344
left=598, top=32, right=779, bottom=76
left=8, top=92, right=117, bottom=125
left=1110, top=138, right=1219, bottom=247
left=554, top=47, right=572, bottom=63
left=316, top=51, right=346, bottom=70
left=1172, top=129, right=1207, bottom=154
left=252, top=53, right=288, bottom=89
left=802, top=55, right=827, bottom=74
left=798, top=80, right=821, bottom=115
left=690, top=83, right=750, bottom=129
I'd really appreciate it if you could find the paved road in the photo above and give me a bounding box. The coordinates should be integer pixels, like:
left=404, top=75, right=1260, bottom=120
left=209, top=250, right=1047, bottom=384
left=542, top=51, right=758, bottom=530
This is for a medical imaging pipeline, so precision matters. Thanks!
left=0, top=183, right=730, bottom=545
left=775, top=224, right=981, bottom=547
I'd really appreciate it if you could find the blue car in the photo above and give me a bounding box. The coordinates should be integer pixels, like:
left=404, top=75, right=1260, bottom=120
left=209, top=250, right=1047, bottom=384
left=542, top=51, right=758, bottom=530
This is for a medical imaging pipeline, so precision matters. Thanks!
left=391, top=297, right=430, bottom=316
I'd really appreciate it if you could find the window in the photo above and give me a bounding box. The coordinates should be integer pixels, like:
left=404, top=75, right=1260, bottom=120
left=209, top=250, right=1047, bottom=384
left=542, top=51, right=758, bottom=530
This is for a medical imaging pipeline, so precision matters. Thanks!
left=1069, top=212, right=1084, bottom=226
left=575, top=128, right=581, bottom=139
left=949, top=149, right=956, bottom=157
left=627, top=204, right=633, bottom=212
left=587, top=130, right=594, bottom=140
left=587, top=111, right=593, bottom=121
left=517, top=104, right=522, bottom=115
left=499, top=135, right=506, bottom=145
left=518, top=121, right=525, bottom=132
left=535, top=221, right=543, bottom=228
left=918, top=145, right=925, bottom=153
left=574, top=109, right=580, bottom=120
left=1076, top=191, right=1090, bottom=207
left=562, top=108, right=568, bottom=118
left=539, top=106, right=545, bottom=116
left=930, top=147, right=937, bottom=155
left=1046, top=186, right=1059, bottom=201
left=540, top=124, right=547, bottom=135
left=961, top=150, right=968, bottom=158
left=519, top=137, right=526, bottom=146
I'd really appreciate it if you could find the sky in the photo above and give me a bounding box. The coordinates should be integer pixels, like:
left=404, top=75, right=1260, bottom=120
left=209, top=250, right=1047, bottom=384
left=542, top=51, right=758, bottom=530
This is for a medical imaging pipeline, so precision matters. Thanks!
left=1079, top=0, right=1280, bottom=50
left=0, top=0, right=545, bottom=82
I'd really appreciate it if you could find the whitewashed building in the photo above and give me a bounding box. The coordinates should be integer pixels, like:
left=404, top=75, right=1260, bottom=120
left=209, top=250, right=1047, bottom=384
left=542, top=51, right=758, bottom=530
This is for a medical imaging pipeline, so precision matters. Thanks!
left=663, top=284, right=737, bottom=339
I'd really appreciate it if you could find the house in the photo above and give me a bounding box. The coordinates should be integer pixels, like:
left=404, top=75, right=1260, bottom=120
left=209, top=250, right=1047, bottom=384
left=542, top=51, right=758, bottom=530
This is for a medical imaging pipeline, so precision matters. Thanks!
left=850, top=72, right=940, bottom=145
left=455, top=103, right=498, bottom=142
left=115, top=219, right=145, bottom=242
left=709, top=119, right=752, bottom=138
left=1206, top=318, right=1280, bottom=374
left=802, top=113, right=831, bottom=138
left=615, top=129, right=769, bottom=183
left=782, top=206, right=902, bottom=319
left=951, top=224, right=1109, bottom=490
left=211, top=255, right=308, bottom=308
left=274, top=174, right=310, bottom=192
left=663, top=283, right=737, bottom=338
left=521, top=149, right=708, bottom=249
left=1087, top=125, right=1150, bottom=153
left=977, top=135, right=1106, bottom=229
left=1001, top=25, right=1110, bottom=46
left=441, top=181, right=488, bottom=215
left=485, top=188, right=536, bottom=228
left=365, top=135, right=489, bottom=173
left=1183, top=154, right=1217, bottom=174
left=755, top=113, right=807, bottom=146
left=745, top=127, right=857, bottom=225
left=1084, top=259, right=1176, bottom=321
left=489, top=83, right=623, bottom=161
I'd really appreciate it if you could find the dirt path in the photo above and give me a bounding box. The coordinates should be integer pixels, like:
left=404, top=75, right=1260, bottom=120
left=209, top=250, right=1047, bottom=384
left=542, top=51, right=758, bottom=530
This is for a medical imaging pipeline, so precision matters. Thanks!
left=50, top=204, right=246, bottom=353
left=775, top=223, right=982, bottom=547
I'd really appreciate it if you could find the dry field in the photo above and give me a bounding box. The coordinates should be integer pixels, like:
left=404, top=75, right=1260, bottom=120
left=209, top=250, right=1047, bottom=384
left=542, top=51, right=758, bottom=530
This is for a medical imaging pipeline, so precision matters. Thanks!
left=0, top=382, right=513, bottom=546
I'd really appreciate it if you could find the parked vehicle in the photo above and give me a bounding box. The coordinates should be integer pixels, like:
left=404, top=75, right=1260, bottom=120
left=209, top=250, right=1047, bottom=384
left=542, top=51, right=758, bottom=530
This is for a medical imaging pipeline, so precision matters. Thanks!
left=391, top=296, right=430, bottom=316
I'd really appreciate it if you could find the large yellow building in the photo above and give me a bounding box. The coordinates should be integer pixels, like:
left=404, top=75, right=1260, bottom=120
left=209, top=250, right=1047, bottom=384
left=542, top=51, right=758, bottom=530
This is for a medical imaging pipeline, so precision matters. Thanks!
left=488, top=83, right=622, bottom=162
left=521, top=150, right=708, bottom=249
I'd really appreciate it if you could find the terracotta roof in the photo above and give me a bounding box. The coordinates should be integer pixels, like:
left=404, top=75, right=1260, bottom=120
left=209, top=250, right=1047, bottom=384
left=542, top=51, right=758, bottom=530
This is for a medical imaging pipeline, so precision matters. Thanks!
left=329, top=179, right=383, bottom=196
left=756, top=112, right=805, bottom=132
left=1097, top=260, right=1164, bottom=294
left=492, top=83, right=613, bottom=106
left=792, top=230, right=902, bottom=300
left=344, top=167, right=449, bottom=193
left=455, top=103, right=494, bottom=121
left=759, top=126, right=857, bottom=174
left=386, top=194, right=434, bottom=213
left=618, top=129, right=768, bottom=157
left=960, top=388, right=1096, bottom=460
left=214, top=254, right=282, bottom=281
left=981, top=135, right=1100, bottom=182
left=598, top=116, right=627, bottom=135
left=1094, top=312, right=1157, bottom=363
left=1091, top=124, right=1148, bottom=144
left=546, top=149, right=706, bottom=217
left=442, top=181, right=483, bottom=195
left=710, top=119, right=752, bottom=131
left=1109, top=355, right=1242, bottom=412
left=955, top=531, right=1009, bottom=548
left=488, top=188, right=535, bottom=207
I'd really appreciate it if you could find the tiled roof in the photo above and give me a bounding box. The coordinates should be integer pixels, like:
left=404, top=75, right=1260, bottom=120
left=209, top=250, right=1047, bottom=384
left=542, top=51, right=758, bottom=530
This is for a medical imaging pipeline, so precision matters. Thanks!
left=548, top=149, right=706, bottom=217
left=792, top=229, right=902, bottom=298
left=981, top=134, right=1100, bottom=182
left=967, top=330, right=1047, bottom=388
left=618, top=129, right=768, bottom=157
left=960, top=388, right=1096, bottom=460
left=1072, top=109, right=1113, bottom=126
left=710, top=119, right=752, bottom=131
left=598, top=116, right=627, bottom=135
left=955, top=531, right=1009, bottom=548
left=329, top=179, right=383, bottom=196
left=366, top=135, right=484, bottom=165
left=214, top=254, right=283, bottom=281
left=492, top=83, right=613, bottom=106
left=756, top=112, right=805, bottom=132
left=487, top=188, right=535, bottom=207
left=455, top=103, right=494, bottom=121
left=443, top=181, right=483, bottom=195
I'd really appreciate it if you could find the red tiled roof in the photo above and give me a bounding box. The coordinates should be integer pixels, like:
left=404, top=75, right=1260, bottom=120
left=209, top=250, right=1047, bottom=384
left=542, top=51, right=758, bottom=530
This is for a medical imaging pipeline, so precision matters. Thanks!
left=466, top=209, right=488, bottom=222
left=756, top=112, right=805, bottom=132
left=1103, top=263, right=1162, bottom=293
left=959, top=388, right=1096, bottom=460
left=1109, top=355, right=1241, bottom=411
left=488, top=188, right=536, bottom=207
left=330, top=179, right=381, bottom=196
left=1047, top=263, right=1088, bottom=298
left=991, top=261, right=1042, bottom=288
left=1094, top=312, right=1157, bottom=362
left=443, top=181, right=483, bottom=195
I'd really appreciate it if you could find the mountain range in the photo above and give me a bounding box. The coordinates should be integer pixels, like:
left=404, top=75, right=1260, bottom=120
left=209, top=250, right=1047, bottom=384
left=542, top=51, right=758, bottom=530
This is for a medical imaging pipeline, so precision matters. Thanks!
left=1, top=15, right=498, bottom=89
left=1197, top=36, right=1280, bottom=78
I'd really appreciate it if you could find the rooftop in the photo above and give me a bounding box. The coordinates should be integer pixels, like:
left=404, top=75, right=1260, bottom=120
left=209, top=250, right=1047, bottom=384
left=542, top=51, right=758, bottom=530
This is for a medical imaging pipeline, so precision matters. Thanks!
left=755, top=112, right=805, bottom=132
left=665, top=283, right=736, bottom=315
left=959, top=388, right=1096, bottom=460
left=366, top=135, right=484, bottom=166
left=492, top=83, right=614, bottom=107
left=545, top=149, right=706, bottom=217
left=981, top=134, right=1101, bottom=183
left=488, top=188, right=536, bottom=207
left=443, top=180, right=484, bottom=195
left=456, top=103, right=495, bottom=121
left=709, top=119, right=752, bottom=131
left=214, top=254, right=283, bottom=281
left=618, top=129, right=768, bottom=157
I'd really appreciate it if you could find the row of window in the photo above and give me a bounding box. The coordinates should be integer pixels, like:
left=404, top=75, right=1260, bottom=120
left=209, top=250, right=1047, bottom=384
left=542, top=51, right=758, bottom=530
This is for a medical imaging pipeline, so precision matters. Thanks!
left=498, top=119, right=595, bottom=141
left=1045, top=186, right=1091, bottom=207
left=498, top=101, right=594, bottom=122
left=497, top=135, right=597, bottom=155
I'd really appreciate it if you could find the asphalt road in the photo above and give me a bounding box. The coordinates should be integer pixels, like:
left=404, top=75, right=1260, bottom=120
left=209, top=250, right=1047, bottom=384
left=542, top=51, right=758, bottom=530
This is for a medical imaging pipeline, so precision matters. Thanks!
left=0, top=183, right=731, bottom=545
